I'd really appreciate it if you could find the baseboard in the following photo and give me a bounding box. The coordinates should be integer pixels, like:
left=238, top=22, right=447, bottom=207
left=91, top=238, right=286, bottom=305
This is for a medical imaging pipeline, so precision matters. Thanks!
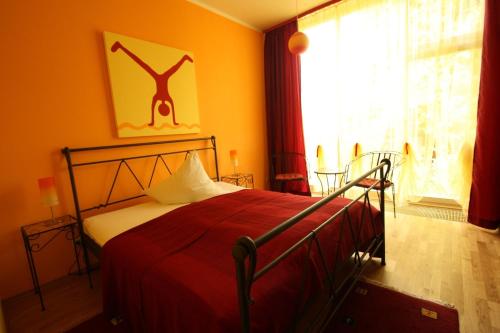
left=410, top=198, right=461, bottom=210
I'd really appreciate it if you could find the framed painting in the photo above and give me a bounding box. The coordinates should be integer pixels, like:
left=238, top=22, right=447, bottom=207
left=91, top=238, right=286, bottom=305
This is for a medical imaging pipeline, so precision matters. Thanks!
left=104, top=32, right=200, bottom=137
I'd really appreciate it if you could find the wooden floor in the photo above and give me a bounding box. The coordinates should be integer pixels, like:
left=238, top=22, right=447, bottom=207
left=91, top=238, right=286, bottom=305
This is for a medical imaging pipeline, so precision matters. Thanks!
left=3, top=213, right=499, bottom=333
left=364, top=214, right=500, bottom=333
left=3, top=271, right=102, bottom=333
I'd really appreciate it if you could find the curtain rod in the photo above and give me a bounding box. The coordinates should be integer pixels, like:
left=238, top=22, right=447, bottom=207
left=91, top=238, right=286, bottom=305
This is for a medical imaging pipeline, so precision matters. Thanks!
left=264, top=0, right=343, bottom=33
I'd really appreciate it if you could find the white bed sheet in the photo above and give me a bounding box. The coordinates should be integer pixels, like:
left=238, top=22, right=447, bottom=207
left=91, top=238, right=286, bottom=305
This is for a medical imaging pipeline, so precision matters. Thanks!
left=83, top=181, right=244, bottom=247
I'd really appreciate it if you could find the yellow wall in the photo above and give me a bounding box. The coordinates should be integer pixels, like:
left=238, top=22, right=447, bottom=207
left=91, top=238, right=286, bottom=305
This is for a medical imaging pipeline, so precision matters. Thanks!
left=0, top=0, right=267, bottom=299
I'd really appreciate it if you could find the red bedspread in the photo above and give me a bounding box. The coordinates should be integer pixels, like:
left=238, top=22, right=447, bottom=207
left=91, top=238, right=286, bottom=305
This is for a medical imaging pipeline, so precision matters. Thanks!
left=101, top=189, right=382, bottom=332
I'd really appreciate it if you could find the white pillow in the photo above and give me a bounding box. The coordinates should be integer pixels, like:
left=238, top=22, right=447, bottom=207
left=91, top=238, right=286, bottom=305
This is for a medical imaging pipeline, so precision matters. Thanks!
left=213, top=181, right=245, bottom=193
left=144, top=151, right=224, bottom=204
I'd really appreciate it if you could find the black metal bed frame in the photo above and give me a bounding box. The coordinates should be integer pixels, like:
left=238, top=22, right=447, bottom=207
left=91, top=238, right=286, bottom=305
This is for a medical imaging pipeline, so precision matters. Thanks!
left=232, top=160, right=390, bottom=332
left=61, top=135, right=389, bottom=332
left=61, top=136, right=220, bottom=287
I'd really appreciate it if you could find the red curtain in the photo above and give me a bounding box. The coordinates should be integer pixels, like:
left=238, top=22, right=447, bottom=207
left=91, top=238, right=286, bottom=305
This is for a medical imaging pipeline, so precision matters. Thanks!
left=264, top=21, right=311, bottom=196
left=468, top=0, right=500, bottom=230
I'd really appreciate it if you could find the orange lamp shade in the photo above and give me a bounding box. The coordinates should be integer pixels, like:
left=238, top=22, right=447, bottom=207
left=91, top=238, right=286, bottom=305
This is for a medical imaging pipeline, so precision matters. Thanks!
left=288, top=31, right=309, bottom=55
left=38, top=176, right=59, bottom=207
left=229, top=149, right=239, bottom=167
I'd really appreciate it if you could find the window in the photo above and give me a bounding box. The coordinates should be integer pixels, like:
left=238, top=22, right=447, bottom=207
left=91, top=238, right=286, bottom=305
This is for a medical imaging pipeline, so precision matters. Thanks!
left=299, top=0, right=483, bottom=204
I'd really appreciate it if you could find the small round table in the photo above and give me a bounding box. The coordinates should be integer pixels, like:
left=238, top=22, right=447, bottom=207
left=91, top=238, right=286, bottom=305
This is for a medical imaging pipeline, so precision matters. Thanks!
left=314, top=168, right=345, bottom=197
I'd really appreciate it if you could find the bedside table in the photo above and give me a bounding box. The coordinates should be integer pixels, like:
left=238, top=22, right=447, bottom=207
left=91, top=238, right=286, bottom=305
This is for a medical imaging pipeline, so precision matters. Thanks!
left=221, top=173, right=254, bottom=188
left=21, top=215, right=81, bottom=310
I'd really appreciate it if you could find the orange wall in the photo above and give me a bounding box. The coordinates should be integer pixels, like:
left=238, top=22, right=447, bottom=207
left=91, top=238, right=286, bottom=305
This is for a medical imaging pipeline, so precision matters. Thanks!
left=0, top=0, right=267, bottom=299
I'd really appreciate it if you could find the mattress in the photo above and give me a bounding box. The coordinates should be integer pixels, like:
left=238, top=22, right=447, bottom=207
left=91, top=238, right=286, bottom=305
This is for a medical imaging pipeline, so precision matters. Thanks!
left=84, top=181, right=244, bottom=246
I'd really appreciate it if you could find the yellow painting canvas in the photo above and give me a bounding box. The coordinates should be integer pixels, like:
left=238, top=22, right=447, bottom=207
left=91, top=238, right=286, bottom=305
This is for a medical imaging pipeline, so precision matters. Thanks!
left=104, top=32, right=200, bottom=137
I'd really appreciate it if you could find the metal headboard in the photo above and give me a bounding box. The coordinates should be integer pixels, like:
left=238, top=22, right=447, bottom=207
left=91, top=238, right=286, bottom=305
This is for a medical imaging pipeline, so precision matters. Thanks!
left=61, top=135, right=219, bottom=287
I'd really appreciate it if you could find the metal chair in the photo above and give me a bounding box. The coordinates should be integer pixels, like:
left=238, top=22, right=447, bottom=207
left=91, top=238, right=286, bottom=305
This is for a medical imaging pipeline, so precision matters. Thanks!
left=343, top=151, right=403, bottom=217
left=271, top=152, right=308, bottom=194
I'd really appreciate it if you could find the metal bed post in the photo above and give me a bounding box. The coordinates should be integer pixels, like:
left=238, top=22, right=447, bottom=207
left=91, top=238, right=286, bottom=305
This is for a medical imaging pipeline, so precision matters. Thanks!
left=62, top=147, right=93, bottom=288
left=378, top=158, right=391, bottom=266
left=232, top=236, right=257, bottom=333
left=211, top=135, right=220, bottom=181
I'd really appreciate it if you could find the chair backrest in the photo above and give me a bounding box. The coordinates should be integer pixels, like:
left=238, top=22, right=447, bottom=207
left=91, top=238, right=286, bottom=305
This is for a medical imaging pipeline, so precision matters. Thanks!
left=271, top=152, right=308, bottom=179
left=344, top=151, right=404, bottom=183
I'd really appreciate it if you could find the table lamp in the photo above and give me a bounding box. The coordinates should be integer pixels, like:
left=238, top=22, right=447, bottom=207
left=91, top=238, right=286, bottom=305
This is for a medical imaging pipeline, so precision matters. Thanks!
left=38, top=176, right=59, bottom=225
left=229, top=150, right=239, bottom=175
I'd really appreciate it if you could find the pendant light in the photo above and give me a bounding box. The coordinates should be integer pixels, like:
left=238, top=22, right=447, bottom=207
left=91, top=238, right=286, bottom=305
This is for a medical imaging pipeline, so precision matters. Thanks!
left=288, top=0, right=309, bottom=55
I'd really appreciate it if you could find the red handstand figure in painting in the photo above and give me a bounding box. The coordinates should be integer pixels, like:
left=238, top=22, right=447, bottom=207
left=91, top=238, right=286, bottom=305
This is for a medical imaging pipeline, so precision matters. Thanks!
left=111, top=41, right=193, bottom=126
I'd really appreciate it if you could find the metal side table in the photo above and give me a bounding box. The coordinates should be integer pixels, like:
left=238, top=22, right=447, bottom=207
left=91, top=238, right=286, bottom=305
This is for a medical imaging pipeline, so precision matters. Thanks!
left=314, top=168, right=345, bottom=197
left=21, top=215, right=80, bottom=310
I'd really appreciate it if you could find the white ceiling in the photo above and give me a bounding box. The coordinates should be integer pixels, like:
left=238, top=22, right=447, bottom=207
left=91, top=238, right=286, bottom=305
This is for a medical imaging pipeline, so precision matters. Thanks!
left=188, top=0, right=332, bottom=32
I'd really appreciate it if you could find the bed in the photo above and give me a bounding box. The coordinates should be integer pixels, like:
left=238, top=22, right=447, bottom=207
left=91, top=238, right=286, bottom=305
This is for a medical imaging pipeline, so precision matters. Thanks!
left=61, top=136, right=390, bottom=333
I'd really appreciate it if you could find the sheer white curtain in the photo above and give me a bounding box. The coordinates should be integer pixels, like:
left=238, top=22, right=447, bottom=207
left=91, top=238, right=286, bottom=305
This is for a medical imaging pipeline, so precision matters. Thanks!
left=299, top=0, right=483, bottom=209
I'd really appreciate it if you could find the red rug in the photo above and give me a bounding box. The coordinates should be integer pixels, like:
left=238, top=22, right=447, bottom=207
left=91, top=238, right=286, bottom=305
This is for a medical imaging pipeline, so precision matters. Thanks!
left=66, top=281, right=459, bottom=333
left=65, top=314, right=126, bottom=333
left=326, top=281, right=459, bottom=333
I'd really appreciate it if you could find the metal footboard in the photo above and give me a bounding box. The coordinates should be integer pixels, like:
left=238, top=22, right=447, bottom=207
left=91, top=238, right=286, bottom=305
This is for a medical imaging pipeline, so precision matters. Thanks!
left=233, top=159, right=391, bottom=332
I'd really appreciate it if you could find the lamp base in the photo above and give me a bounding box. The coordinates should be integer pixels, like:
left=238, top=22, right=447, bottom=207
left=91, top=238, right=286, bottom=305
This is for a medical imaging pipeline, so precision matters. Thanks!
left=43, top=207, right=60, bottom=226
